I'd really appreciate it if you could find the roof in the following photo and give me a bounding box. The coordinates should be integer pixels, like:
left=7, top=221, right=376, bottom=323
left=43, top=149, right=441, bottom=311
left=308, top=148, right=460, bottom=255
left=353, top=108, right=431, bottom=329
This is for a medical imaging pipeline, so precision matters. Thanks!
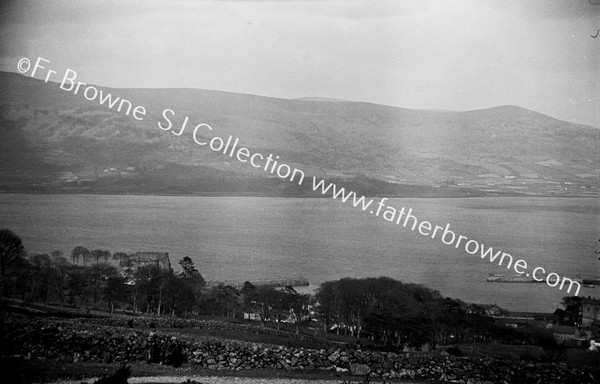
left=581, top=297, right=600, bottom=305
left=480, top=304, right=503, bottom=310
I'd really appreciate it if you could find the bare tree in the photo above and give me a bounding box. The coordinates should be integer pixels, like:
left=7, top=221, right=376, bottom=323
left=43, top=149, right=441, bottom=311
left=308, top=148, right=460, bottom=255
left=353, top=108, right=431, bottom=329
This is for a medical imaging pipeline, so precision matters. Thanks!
left=0, top=228, right=27, bottom=296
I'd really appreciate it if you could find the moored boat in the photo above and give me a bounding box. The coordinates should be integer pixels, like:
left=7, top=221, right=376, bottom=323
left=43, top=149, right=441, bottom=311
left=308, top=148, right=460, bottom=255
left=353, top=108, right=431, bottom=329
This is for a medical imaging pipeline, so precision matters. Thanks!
left=486, top=273, right=545, bottom=283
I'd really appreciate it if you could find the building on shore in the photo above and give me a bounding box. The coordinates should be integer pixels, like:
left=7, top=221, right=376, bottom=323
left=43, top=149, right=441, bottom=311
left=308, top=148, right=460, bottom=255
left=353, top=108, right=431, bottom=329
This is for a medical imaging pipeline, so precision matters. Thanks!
left=582, top=297, right=600, bottom=327
left=466, top=303, right=504, bottom=317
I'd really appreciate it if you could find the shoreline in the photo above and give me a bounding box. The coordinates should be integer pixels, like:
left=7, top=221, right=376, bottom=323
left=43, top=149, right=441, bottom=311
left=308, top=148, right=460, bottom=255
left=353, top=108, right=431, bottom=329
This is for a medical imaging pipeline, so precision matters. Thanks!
left=0, top=191, right=597, bottom=199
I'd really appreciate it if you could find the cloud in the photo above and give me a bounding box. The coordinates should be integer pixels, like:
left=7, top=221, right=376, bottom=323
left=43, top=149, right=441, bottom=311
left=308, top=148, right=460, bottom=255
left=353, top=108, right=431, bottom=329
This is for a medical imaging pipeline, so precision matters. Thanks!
left=487, top=0, right=600, bottom=19
left=0, top=0, right=598, bottom=127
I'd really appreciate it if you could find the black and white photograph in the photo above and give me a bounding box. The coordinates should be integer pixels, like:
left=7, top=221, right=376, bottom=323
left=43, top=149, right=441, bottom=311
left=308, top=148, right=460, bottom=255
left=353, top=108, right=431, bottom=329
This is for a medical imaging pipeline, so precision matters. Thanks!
left=0, top=1, right=599, bottom=383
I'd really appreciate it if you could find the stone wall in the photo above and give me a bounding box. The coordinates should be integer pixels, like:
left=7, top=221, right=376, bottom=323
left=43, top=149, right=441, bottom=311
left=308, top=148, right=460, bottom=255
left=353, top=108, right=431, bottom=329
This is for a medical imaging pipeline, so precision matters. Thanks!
left=1, top=314, right=596, bottom=384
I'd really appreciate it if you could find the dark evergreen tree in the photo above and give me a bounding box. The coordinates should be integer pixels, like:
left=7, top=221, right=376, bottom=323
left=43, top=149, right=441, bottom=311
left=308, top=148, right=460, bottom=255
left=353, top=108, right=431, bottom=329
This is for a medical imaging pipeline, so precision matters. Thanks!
left=0, top=228, right=27, bottom=296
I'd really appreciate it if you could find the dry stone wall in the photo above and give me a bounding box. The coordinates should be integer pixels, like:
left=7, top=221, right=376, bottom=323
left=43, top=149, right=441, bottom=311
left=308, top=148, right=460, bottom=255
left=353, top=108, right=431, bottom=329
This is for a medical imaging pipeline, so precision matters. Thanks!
left=1, top=314, right=595, bottom=384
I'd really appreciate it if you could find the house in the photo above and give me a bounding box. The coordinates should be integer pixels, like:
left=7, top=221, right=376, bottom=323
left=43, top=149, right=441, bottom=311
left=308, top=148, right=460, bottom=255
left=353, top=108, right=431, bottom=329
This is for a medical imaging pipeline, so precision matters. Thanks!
left=467, top=303, right=504, bottom=317
left=466, top=304, right=485, bottom=316
left=481, top=304, right=504, bottom=317
left=581, top=297, right=600, bottom=327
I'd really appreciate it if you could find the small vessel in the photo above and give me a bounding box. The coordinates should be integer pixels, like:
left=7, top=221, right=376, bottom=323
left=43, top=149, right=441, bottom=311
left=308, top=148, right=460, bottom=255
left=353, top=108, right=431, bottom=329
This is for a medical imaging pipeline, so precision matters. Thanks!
left=487, top=270, right=600, bottom=286
left=486, top=273, right=540, bottom=283
left=581, top=277, right=600, bottom=285
left=579, top=262, right=600, bottom=286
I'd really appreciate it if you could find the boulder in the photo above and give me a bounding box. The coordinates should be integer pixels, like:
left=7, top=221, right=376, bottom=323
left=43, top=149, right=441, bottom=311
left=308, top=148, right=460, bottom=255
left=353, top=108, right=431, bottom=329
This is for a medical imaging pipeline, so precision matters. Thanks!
left=328, top=350, right=340, bottom=362
left=350, top=362, right=371, bottom=376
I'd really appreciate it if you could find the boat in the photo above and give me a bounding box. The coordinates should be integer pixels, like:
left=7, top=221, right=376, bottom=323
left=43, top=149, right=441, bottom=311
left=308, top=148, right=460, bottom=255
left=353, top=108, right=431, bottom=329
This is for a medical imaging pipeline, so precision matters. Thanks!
left=487, top=273, right=598, bottom=288
left=578, top=263, right=600, bottom=286
left=486, top=273, right=544, bottom=283
left=581, top=277, right=600, bottom=285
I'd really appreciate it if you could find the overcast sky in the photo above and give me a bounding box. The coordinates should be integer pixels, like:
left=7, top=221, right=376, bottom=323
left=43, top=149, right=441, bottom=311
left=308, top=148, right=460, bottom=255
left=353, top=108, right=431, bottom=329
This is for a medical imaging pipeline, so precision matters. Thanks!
left=1, top=0, right=598, bottom=127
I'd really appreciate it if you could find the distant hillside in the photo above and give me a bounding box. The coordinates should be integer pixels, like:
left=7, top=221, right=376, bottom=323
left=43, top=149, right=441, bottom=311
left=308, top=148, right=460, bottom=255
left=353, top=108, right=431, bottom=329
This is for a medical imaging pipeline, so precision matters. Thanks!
left=295, top=97, right=348, bottom=102
left=0, top=71, right=597, bottom=196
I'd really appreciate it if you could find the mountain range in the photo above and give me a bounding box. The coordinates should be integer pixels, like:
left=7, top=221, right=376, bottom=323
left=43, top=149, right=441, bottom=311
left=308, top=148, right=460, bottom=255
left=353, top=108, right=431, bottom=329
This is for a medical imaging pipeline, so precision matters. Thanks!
left=0, top=71, right=597, bottom=196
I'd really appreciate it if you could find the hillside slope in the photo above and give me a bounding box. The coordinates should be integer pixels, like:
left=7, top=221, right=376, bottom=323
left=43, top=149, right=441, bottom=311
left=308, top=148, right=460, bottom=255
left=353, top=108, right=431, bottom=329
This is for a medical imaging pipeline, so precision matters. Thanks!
left=0, top=71, right=597, bottom=196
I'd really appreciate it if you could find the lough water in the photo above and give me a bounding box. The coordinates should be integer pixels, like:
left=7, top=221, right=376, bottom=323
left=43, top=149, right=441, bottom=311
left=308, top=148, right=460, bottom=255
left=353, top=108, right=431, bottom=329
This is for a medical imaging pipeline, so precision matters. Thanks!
left=1, top=194, right=598, bottom=312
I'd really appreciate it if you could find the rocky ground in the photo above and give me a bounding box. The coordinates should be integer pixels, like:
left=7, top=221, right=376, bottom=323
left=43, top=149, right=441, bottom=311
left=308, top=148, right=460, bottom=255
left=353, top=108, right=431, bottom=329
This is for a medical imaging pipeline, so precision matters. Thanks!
left=1, top=313, right=598, bottom=384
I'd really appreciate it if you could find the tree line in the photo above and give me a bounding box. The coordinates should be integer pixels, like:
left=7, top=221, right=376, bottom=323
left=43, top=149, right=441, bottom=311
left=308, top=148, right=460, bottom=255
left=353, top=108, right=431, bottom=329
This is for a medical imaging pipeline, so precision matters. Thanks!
left=315, top=276, right=526, bottom=347
left=0, top=228, right=562, bottom=349
left=0, top=229, right=312, bottom=329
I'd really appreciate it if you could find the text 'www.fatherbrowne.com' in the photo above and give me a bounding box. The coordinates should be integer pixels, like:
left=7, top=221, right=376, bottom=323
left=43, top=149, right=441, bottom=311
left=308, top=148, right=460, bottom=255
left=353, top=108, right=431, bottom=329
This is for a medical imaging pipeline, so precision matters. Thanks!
left=17, top=56, right=581, bottom=297
left=310, top=177, right=581, bottom=296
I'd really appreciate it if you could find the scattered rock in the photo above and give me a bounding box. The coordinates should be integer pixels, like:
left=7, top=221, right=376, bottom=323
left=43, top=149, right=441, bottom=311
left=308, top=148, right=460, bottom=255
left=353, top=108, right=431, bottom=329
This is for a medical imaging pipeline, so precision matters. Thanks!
left=328, top=350, right=340, bottom=362
left=350, top=362, right=371, bottom=376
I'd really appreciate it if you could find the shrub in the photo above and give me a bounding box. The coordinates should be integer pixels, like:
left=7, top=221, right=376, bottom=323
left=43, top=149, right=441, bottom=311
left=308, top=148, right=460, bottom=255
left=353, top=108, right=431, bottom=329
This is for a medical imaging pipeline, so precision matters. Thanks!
left=446, top=346, right=463, bottom=356
left=166, top=342, right=185, bottom=367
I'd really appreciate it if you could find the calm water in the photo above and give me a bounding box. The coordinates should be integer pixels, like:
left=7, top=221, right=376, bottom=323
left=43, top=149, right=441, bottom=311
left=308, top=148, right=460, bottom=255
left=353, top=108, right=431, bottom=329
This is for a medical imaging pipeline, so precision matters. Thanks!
left=1, top=194, right=598, bottom=312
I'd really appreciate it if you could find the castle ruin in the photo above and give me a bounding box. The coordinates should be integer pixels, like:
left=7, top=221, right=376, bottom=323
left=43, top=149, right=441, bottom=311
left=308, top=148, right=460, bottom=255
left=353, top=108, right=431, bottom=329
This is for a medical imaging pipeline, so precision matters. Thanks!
left=71, top=251, right=172, bottom=272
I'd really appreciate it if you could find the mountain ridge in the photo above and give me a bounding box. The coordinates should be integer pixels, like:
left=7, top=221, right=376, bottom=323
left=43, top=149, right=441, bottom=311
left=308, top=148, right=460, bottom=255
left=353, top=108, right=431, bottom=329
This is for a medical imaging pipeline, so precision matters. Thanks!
left=0, top=71, right=597, bottom=196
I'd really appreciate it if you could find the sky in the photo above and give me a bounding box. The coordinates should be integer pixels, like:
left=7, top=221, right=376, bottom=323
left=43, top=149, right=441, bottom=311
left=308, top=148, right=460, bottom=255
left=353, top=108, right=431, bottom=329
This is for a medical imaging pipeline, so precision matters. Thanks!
left=1, top=0, right=599, bottom=127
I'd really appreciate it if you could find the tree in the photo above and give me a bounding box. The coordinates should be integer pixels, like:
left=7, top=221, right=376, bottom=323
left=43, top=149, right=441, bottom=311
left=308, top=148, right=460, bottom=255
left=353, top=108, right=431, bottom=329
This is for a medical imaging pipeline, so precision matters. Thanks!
left=254, top=286, right=295, bottom=330
left=104, top=274, right=127, bottom=313
left=178, top=257, right=205, bottom=312
left=133, top=264, right=175, bottom=315
left=28, top=253, right=62, bottom=304
left=50, top=250, right=67, bottom=265
left=179, top=257, right=199, bottom=278
left=134, top=264, right=162, bottom=314
left=70, top=246, right=90, bottom=265
left=178, top=257, right=205, bottom=288
left=241, top=281, right=261, bottom=321
left=286, top=290, right=311, bottom=334
left=0, top=228, right=27, bottom=296
left=90, top=249, right=111, bottom=264
left=315, top=281, right=339, bottom=332
left=86, top=263, right=120, bottom=306
left=166, top=275, right=195, bottom=317
left=67, top=266, right=91, bottom=309
left=314, top=277, right=445, bottom=346
left=12, top=256, right=31, bottom=300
